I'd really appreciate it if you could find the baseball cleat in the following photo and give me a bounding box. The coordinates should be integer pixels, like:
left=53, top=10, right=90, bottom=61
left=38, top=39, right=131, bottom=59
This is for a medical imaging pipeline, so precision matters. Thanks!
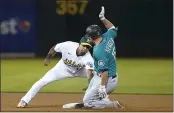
left=17, top=100, right=27, bottom=108
left=74, top=103, right=85, bottom=108
left=113, top=101, right=125, bottom=109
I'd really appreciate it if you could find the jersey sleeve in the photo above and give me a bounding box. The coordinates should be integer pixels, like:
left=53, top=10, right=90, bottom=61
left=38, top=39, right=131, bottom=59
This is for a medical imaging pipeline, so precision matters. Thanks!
left=103, top=27, right=118, bottom=39
left=54, top=41, right=69, bottom=53
left=82, top=52, right=94, bottom=70
left=96, top=52, right=109, bottom=72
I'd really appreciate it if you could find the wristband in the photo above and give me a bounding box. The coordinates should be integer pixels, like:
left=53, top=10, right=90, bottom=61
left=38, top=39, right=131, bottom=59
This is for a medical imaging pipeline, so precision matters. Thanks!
left=88, top=78, right=92, bottom=84
left=46, top=54, right=52, bottom=59
left=100, top=16, right=105, bottom=20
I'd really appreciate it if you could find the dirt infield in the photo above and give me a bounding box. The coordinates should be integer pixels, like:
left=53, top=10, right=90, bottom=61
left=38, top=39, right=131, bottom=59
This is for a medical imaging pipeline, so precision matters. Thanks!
left=1, top=93, right=173, bottom=112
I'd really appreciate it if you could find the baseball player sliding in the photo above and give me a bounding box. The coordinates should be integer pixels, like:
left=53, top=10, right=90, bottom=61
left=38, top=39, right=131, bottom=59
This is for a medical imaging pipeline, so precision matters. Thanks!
left=17, top=36, right=94, bottom=108
left=63, top=6, right=125, bottom=109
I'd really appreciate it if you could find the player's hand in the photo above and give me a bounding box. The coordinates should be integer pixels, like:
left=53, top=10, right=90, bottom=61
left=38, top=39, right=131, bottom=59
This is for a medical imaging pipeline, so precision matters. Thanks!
left=99, top=6, right=105, bottom=20
left=98, top=85, right=107, bottom=99
left=44, top=59, right=50, bottom=66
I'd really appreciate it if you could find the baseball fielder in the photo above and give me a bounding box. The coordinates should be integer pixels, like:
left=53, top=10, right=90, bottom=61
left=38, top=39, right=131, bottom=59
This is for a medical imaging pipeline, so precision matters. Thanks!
left=63, top=6, right=124, bottom=109
left=17, top=36, right=94, bottom=108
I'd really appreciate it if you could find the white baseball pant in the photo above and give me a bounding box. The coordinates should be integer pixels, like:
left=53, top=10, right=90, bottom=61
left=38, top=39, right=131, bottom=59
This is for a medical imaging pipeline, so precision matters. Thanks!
left=83, top=74, right=118, bottom=109
left=21, top=59, right=87, bottom=104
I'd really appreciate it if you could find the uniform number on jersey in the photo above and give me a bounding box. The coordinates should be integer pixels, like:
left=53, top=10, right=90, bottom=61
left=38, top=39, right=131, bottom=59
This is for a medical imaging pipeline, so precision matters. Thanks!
left=112, top=47, right=116, bottom=60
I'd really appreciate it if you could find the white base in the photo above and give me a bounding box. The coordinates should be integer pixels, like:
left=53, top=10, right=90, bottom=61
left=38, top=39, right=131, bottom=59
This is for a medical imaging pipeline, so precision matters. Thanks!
left=62, top=103, right=79, bottom=108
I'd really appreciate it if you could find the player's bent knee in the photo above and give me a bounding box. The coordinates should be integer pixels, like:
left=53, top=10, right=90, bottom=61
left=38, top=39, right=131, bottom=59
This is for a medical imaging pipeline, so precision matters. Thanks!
left=83, top=97, right=89, bottom=104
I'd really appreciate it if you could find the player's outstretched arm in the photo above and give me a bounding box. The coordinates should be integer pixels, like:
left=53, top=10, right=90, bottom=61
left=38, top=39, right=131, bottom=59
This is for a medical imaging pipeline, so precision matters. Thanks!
left=87, top=69, right=94, bottom=82
left=99, top=6, right=115, bottom=29
left=82, top=69, right=94, bottom=91
left=44, top=45, right=57, bottom=66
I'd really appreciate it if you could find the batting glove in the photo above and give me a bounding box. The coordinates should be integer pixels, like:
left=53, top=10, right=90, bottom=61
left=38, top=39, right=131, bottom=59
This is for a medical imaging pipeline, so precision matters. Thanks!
left=98, top=85, right=107, bottom=99
left=99, top=6, right=105, bottom=20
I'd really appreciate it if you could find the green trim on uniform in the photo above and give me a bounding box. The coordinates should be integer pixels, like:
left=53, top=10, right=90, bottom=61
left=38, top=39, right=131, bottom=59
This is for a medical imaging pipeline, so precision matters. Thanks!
left=81, top=43, right=92, bottom=48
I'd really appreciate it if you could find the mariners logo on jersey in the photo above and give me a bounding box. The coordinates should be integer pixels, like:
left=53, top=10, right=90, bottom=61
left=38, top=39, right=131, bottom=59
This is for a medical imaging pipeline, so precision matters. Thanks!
left=98, top=60, right=105, bottom=67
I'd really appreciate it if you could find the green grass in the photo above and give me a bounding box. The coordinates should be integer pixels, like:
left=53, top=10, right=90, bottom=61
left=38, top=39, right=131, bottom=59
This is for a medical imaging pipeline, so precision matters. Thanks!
left=1, top=58, right=173, bottom=94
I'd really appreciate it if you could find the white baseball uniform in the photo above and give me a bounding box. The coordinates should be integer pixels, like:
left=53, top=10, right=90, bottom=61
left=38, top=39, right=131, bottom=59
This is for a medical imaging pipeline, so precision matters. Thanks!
left=21, top=41, right=94, bottom=104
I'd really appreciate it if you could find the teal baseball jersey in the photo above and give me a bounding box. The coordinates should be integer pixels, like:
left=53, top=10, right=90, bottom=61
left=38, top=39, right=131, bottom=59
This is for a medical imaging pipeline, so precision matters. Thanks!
left=93, top=28, right=117, bottom=77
